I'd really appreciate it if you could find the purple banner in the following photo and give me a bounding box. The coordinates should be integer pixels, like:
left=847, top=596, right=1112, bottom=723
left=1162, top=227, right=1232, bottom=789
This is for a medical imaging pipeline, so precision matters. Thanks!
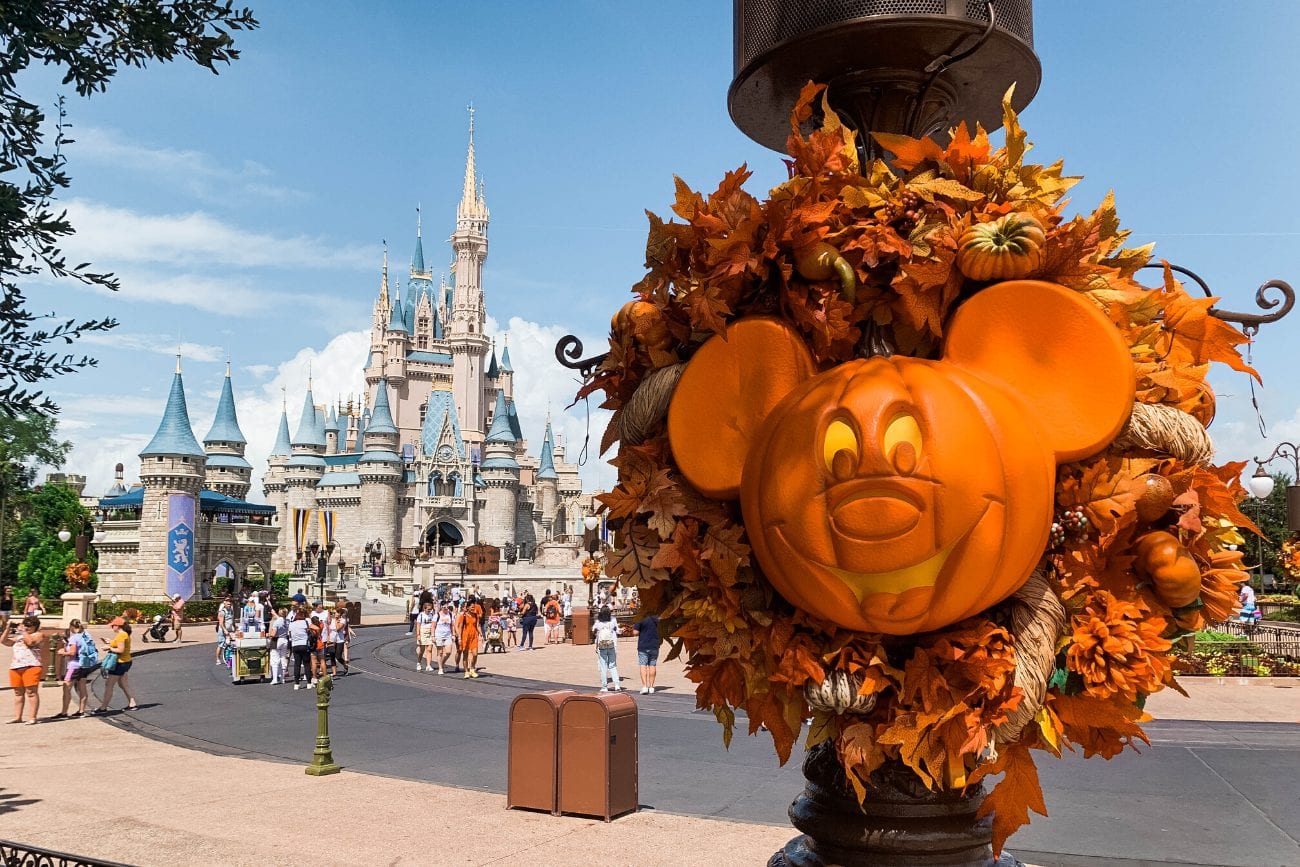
left=166, top=493, right=196, bottom=599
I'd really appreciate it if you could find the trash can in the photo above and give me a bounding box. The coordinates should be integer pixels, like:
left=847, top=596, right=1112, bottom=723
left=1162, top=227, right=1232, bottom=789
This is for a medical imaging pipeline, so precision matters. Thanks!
left=346, top=600, right=361, bottom=627
left=558, top=693, right=638, bottom=821
left=570, top=608, right=592, bottom=646
left=506, top=690, right=575, bottom=814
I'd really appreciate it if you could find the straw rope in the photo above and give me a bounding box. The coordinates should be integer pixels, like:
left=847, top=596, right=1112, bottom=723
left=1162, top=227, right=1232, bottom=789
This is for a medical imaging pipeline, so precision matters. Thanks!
left=617, top=362, right=684, bottom=446
left=991, top=569, right=1067, bottom=745
left=1112, top=401, right=1214, bottom=466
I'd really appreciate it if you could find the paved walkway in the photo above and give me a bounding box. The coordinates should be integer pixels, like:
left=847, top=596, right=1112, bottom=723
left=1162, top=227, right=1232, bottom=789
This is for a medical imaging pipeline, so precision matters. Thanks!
left=3, top=624, right=1298, bottom=866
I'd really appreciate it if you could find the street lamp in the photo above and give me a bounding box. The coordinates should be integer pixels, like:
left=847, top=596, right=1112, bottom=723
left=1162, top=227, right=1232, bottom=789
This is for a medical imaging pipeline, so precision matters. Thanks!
left=1254, top=442, right=1300, bottom=531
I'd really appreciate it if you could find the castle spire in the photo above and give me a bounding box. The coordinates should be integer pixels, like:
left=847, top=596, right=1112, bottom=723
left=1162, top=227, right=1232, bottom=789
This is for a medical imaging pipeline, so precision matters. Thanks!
left=203, top=362, right=246, bottom=445
left=537, top=418, right=558, bottom=480
left=270, top=404, right=292, bottom=457
left=457, top=104, right=487, bottom=222
left=411, top=206, right=427, bottom=276
left=387, top=279, right=407, bottom=332
left=140, top=365, right=204, bottom=458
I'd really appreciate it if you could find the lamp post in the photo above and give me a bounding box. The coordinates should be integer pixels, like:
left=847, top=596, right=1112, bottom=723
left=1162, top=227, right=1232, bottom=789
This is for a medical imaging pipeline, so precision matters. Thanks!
left=1245, top=466, right=1276, bottom=587
left=1254, top=442, right=1299, bottom=532
left=583, top=515, right=601, bottom=609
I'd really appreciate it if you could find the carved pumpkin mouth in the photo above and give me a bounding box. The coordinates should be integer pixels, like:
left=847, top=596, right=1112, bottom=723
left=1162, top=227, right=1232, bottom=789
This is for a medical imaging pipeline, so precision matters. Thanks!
left=769, top=495, right=999, bottom=601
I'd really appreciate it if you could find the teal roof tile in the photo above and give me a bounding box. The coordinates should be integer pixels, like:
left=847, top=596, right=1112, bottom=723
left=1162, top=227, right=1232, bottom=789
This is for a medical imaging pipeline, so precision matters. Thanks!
left=420, top=390, right=467, bottom=459
left=485, top=391, right=516, bottom=444
left=205, top=453, right=252, bottom=470
left=270, top=408, right=292, bottom=456
left=291, top=389, right=325, bottom=448
left=481, top=454, right=520, bottom=470
left=359, top=449, right=402, bottom=464
left=486, top=347, right=499, bottom=379
left=537, top=420, right=558, bottom=480
left=203, top=368, right=246, bottom=445
left=500, top=340, right=513, bottom=372
left=366, top=380, right=398, bottom=435
left=387, top=284, right=407, bottom=332
left=324, top=406, right=340, bottom=432
left=140, top=370, right=205, bottom=458
left=407, top=351, right=453, bottom=365
left=506, top=398, right=523, bottom=441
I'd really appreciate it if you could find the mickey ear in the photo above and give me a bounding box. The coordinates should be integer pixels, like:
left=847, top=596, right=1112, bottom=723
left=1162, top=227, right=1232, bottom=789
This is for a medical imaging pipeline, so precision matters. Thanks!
left=667, top=317, right=817, bottom=499
left=944, top=280, right=1135, bottom=463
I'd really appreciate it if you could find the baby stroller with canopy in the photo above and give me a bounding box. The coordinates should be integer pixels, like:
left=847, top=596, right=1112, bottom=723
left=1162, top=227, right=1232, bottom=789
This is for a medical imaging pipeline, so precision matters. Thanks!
left=485, top=618, right=506, bottom=653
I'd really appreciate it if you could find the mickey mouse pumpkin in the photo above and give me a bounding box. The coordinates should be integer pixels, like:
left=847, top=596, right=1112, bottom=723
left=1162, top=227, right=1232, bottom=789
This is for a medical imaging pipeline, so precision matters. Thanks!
left=667, top=280, right=1135, bottom=635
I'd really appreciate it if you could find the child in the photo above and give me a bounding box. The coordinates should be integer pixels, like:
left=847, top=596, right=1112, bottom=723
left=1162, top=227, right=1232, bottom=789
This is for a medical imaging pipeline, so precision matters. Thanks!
left=505, top=612, right=518, bottom=648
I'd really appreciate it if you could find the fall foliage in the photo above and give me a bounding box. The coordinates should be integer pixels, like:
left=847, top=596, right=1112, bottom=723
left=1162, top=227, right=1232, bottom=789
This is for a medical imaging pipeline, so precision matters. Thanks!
left=583, top=83, right=1255, bottom=854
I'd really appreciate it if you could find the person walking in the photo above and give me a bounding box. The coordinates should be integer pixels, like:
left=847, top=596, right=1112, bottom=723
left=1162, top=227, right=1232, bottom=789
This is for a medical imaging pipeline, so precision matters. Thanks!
left=454, top=601, right=481, bottom=678
left=268, top=608, right=289, bottom=685
left=168, top=593, right=186, bottom=642
left=433, top=602, right=454, bottom=674
left=632, top=613, right=660, bottom=694
left=54, top=619, right=98, bottom=717
left=22, top=589, right=43, bottom=618
left=333, top=604, right=351, bottom=673
left=307, top=603, right=328, bottom=684
left=543, top=594, right=562, bottom=645
left=92, top=618, right=138, bottom=714
left=0, top=586, right=14, bottom=632
left=519, top=594, right=539, bottom=651
left=215, top=596, right=234, bottom=664
left=288, top=611, right=311, bottom=689
left=4, top=615, right=45, bottom=723
left=414, top=602, right=436, bottom=671
left=592, top=606, right=622, bottom=692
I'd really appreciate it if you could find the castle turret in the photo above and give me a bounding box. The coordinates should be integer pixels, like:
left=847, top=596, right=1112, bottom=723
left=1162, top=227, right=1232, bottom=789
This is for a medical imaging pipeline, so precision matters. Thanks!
left=136, top=357, right=207, bottom=599
left=359, top=379, right=403, bottom=563
left=480, top=390, right=520, bottom=549
left=536, top=417, right=559, bottom=538
left=324, top=405, right=340, bottom=456
left=202, top=362, right=252, bottom=500
left=499, top=335, right=514, bottom=401
left=285, top=382, right=326, bottom=563
left=448, top=107, right=491, bottom=442
left=385, top=275, right=409, bottom=384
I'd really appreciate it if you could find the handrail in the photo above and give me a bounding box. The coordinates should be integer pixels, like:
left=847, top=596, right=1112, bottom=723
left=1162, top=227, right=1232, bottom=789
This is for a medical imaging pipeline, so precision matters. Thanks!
left=0, top=839, right=134, bottom=867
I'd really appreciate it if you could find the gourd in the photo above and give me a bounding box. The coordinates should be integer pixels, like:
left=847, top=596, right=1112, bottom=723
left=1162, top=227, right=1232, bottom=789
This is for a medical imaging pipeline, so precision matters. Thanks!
left=1134, top=531, right=1201, bottom=608
left=794, top=241, right=857, bottom=302
left=956, top=213, right=1047, bottom=281
left=612, top=300, right=673, bottom=353
left=1134, top=474, right=1175, bottom=523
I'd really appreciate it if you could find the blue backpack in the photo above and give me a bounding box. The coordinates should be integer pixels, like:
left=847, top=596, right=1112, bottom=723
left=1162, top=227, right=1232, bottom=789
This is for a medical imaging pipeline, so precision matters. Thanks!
left=76, top=632, right=99, bottom=668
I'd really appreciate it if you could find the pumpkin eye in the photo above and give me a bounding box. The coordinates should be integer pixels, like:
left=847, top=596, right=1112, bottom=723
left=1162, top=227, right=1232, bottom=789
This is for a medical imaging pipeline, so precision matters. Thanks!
left=882, top=412, right=922, bottom=474
left=823, top=419, right=859, bottom=474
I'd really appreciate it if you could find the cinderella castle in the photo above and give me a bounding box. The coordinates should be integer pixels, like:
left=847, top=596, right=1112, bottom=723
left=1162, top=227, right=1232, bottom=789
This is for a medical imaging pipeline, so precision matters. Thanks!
left=95, top=114, right=590, bottom=598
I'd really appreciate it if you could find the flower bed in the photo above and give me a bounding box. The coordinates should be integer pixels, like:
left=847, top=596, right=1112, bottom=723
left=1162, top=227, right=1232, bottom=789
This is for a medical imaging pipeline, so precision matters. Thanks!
left=1174, top=631, right=1300, bottom=676
left=92, top=599, right=222, bottom=624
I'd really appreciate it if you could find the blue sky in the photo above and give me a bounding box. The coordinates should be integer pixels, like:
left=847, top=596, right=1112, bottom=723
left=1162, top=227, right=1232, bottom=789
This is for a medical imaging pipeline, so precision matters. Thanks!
left=21, top=1, right=1300, bottom=497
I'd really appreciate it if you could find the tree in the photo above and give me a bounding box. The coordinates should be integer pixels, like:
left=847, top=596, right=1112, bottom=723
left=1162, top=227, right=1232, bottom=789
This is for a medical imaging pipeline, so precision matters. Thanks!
left=0, top=0, right=259, bottom=415
left=13, top=481, right=94, bottom=598
left=0, top=412, right=70, bottom=584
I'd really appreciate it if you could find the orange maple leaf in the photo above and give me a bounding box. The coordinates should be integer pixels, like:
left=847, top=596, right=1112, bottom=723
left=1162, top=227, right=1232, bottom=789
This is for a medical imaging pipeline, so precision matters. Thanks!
left=971, top=741, right=1047, bottom=856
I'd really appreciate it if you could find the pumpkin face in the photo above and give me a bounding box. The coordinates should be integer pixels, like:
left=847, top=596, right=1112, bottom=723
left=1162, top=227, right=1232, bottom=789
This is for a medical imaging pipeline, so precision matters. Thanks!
left=956, top=213, right=1047, bottom=282
left=667, top=281, right=1136, bottom=636
left=742, top=357, right=1055, bottom=634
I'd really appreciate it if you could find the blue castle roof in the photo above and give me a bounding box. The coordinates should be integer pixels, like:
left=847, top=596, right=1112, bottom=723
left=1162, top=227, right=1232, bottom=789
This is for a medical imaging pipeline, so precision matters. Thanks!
left=291, top=388, right=325, bottom=448
left=270, top=408, right=292, bottom=457
left=486, top=347, right=499, bottom=379
left=203, top=367, right=246, bottom=445
left=366, top=379, right=398, bottom=435
left=500, top=340, right=513, bottom=372
left=387, top=284, right=407, bottom=333
left=140, top=369, right=205, bottom=458
left=484, top=391, right=516, bottom=444
left=411, top=228, right=426, bottom=274
left=421, top=390, right=467, bottom=459
left=100, top=487, right=274, bottom=516
left=506, top=398, right=523, bottom=441
left=537, top=420, right=558, bottom=480
left=324, top=405, right=339, bottom=433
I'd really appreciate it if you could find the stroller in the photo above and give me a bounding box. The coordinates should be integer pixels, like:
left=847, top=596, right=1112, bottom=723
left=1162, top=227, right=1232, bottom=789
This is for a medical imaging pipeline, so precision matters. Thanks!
left=141, top=614, right=172, bottom=643
left=485, top=619, right=506, bottom=653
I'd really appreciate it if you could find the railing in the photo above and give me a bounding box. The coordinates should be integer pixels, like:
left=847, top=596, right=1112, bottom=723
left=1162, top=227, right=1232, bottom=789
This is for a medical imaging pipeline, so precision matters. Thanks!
left=205, top=524, right=279, bottom=546
left=0, top=839, right=133, bottom=866
left=1212, top=621, right=1300, bottom=659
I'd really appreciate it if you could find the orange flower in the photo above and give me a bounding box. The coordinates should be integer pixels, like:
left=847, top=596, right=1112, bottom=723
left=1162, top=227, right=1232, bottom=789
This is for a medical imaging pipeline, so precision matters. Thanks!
left=1066, top=590, right=1172, bottom=701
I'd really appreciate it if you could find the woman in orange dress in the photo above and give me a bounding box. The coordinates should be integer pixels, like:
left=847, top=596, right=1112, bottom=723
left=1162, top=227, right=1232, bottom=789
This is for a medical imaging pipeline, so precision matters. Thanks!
left=454, top=600, right=481, bottom=679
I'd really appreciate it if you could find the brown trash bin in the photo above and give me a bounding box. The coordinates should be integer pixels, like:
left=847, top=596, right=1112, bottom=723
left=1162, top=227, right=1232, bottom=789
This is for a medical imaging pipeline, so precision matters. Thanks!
left=345, top=600, right=361, bottom=627
left=570, top=608, right=592, bottom=646
left=506, top=690, right=575, bottom=814
left=558, top=693, right=638, bottom=821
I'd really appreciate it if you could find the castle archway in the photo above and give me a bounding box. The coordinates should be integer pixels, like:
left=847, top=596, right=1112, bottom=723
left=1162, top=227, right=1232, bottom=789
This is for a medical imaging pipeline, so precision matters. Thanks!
left=424, top=519, right=465, bottom=556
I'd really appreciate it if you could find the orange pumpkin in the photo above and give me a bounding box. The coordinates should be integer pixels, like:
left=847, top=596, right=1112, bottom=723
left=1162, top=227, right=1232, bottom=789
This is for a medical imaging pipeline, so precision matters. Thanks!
left=956, top=213, right=1046, bottom=282
left=668, top=281, right=1134, bottom=634
left=612, top=300, right=673, bottom=353
left=1134, top=531, right=1201, bottom=608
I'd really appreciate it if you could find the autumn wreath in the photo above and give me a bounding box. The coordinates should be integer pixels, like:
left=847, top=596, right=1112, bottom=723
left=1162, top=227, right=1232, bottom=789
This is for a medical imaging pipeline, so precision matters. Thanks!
left=579, top=84, right=1255, bottom=851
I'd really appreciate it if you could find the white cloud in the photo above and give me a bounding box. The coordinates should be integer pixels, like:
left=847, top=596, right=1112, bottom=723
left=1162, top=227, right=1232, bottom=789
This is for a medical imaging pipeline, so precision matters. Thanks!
left=486, top=316, right=614, bottom=492
left=71, top=267, right=339, bottom=318
left=63, top=198, right=372, bottom=270
left=80, top=332, right=225, bottom=363
left=71, top=125, right=305, bottom=204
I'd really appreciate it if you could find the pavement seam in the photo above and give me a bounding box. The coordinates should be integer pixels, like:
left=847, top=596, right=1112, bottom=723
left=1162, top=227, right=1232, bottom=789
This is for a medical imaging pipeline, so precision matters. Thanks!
left=1183, top=745, right=1300, bottom=849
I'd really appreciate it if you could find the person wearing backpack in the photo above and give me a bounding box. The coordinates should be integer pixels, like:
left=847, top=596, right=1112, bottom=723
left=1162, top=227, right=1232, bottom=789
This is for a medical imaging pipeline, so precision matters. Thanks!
left=54, top=619, right=98, bottom=717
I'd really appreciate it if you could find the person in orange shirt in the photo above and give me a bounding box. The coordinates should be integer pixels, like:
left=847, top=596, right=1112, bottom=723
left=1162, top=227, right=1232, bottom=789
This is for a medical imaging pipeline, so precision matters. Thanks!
left=542, top=594, right=563, bottom=644
left=454, top=599, right=481, bottom=679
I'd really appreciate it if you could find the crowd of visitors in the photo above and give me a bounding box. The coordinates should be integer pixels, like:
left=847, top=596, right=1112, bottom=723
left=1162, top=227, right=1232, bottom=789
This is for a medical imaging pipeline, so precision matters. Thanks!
left=4, top=613, right=138, bottom=723
left=214, top=590, right=354, bottom=689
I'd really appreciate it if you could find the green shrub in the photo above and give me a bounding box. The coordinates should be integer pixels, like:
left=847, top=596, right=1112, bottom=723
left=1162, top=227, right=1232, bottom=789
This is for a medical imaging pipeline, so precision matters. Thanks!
left=271, top=571, right=292, bottom=597
left=93, top=599, right=222, bottom=624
